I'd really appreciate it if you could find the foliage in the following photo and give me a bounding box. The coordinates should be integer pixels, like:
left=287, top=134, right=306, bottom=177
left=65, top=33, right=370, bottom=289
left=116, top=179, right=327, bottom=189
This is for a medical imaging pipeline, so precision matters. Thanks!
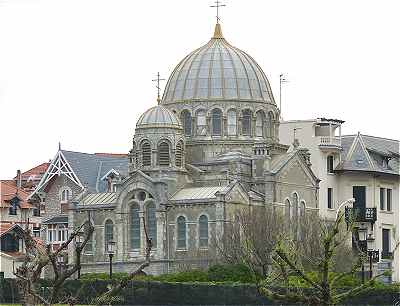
left=80, top=272, right=129, bottom=280
left=207, top=263, right=256, bottom=283
left=151, top=269, right=209, bottom=283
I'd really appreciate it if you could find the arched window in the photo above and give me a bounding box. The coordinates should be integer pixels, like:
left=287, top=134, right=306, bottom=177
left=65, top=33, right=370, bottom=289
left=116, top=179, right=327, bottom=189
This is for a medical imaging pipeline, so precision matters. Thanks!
left=256, top=111, right=265, bottom=137
left=227, top=109, right=237, bottom=136
left=300, top=201, right=306, bottom=217
left=181, top=110, right=192, bottom=136
left=199, top=215, right=208, bottom=248
left=141, top=141, right=151, bottom=167
left=158, top=141, right=170, bottom=166
left=146, top=202, right=157, bottom=247
left=285, top=199, right=291, bottom=219
left=242, top=109, right=252, bottom=136
left=196, top=110, right=207, bottom=136
left=130, top=204, right=140, bottom=249
left=177, top=216, right=186, bottom=249
left=104, top=220, right=114, bottom=251
left=176, top=141, right=183, bottom=168
left=211, top=109, right=222, bottom=136
left=267, top=112, right=274, bottom=138
left=292, top=193, right=299, bottom=219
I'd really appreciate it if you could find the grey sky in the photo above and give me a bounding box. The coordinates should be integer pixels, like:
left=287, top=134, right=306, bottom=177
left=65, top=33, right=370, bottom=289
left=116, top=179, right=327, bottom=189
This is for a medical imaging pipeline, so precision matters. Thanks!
left=0, top=0, right=399, bottom=178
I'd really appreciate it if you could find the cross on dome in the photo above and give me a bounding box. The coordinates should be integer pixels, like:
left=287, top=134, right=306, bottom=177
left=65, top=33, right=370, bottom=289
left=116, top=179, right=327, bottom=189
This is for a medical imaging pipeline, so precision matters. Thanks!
left=210, top=0, right=226, bottom=24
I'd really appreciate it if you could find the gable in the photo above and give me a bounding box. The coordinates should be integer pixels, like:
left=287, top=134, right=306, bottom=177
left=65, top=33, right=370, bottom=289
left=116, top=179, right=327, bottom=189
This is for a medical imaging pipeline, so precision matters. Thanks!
left=224, top=183, right=249, bottom=205
left=277, top=155, right=316, bottom=187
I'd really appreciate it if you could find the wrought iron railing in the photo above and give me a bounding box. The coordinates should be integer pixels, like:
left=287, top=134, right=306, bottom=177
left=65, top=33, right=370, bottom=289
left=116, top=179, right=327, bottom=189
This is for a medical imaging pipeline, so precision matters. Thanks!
left=345, top=207, right=377, bottom=223
left=381, top=251, right=393, bottom=260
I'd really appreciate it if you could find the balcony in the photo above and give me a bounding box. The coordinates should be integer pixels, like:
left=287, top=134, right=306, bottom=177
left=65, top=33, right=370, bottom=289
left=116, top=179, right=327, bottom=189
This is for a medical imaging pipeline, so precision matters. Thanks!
left=318, top=136, right=341, bottom=150
left=345, top=207, right=377, bottom=224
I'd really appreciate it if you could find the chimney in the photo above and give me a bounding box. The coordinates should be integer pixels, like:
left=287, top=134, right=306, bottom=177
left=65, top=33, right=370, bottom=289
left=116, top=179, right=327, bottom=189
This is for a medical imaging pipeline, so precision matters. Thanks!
left=16, top=170, right=22, bottom=189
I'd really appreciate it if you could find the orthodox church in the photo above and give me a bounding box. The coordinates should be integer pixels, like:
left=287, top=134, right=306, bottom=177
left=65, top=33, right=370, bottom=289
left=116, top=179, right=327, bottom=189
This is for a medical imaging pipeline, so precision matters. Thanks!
left=32, top=22, right=320, bottom=275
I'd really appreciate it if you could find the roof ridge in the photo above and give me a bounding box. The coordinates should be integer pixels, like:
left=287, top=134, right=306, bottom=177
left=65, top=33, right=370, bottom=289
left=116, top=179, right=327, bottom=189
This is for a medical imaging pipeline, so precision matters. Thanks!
left=342, top=134, right=399, bottom=142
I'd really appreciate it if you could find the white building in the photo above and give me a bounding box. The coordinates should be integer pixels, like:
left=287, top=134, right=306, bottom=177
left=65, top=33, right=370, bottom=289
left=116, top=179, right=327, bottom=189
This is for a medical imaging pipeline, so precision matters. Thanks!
left=280, top=119, right=400, bottom=282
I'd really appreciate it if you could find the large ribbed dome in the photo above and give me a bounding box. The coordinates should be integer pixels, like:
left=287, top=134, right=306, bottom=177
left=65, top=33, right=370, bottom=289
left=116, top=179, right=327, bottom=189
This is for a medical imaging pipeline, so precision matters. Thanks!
left=162, top=24, right=275, bottom=104
left=136, top=105, right=181, bottom=128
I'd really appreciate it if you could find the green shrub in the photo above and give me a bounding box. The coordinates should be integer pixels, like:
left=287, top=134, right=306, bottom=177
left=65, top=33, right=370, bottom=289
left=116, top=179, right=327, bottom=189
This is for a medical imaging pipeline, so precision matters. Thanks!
left=152, top=269, right=208, bottom=283
left=208, top=263, right=255, bottom=283
left=80, top=272, right=129, bottom=280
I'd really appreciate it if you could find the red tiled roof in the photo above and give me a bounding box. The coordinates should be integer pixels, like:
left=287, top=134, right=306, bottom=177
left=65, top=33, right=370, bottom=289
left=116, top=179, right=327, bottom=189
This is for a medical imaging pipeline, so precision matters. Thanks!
left=13, top=162, right=50, bottom=180
left=0, top=223, right=19, bottom=236
left=0, top=180, right=33, bottom=209
left=95, top=153, right=128, bottom=157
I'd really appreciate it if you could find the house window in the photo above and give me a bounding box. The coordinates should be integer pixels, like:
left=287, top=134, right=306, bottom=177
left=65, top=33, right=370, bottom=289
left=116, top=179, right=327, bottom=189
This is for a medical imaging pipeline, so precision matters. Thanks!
left=61, top=189, right=70, bottom=203
left=9, top=204, right=17, bottom=215
left=242, top=109, right=252, bottom=136
left=387, top=189, right=392, bottom=212
left=181, top=110, right=192, bottom=136
left=353, top=186, right=366, bottom=210
left=196, top=110, right=207, bottom=136
left=255, top=111, right=265, bottom=137
left=327, top=156, right=334, bottom=174
left=146, top=202, right=157, bottom=248
left=177, top=216, right=187, bottom=249
left=199, top=215, right=208, bottom=248
left=211, top=109, right=222, bottom=136
left=130, top=204, right=140, bottom=249
left=84, top=222, right=93, bottom=253
left=47, top=224, right=57, bottom=243
left=328, top=188, right=333, bottom=209
left=104, top=220, right=114, bottom=251
left=382, top=228, right=390, bottom=258
left=33, top=205, right=40, bottom=217
left=227, top=109, right=237, bottom=136
left=33, top=227, right=40, bottom=237
left=141, top=141, right=151, bottom=167
left=380, top=188, right=385, bottom=210
left=57, top=224, right=68, bottom=242
left=158, top=141, right=170, bottom=166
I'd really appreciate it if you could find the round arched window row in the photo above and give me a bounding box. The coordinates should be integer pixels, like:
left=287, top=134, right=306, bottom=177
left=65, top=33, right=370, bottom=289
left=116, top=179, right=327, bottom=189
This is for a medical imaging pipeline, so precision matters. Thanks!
left=211, top=108, right=222, bottom=136
left=199, top=215, right=209, bottom=248
left=181, top=110, right=192, bottom=136
left=176, top=141, right=184, bottom=168
left=130, top=203, right=140, bottom=249
left=141, top=141, right=151, bottom=167
left=104, top=219, right=114, bottom=252
left=177, top=216, right=187, bottom=249
left=146, top=202, right=157, bottom=247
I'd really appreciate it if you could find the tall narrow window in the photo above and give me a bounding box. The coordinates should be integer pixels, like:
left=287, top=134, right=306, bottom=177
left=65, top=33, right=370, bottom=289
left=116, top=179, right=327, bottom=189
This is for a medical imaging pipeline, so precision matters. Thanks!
left=211, top=109, right=222, bottom=136
left=104, top=220, right=114, bottom=251
left=256, top=111, right=265, bottom=137
left=177, top=216, right=186, bottom=249
left=130, top=204, right=140, bottom=249
left=382, top=228, right=390, bottom=258
left=146, top=202, right=157, bottom=247
left=196, top=110, right=207, bottom=136
left=141, top=141, right=151, bottom=167
left=61, top=189, right=70, bottom=202
left=327, top=156, right=334, bottom=173
left=242, top=110, right=252, bottom=136
left=328, top=188, right=333, bottom=209
left=84, top=222, right=93, bottom=253
left=199, top=215, right=208, bottom=248
left=227, top=109, right=237, bottom=136
left=181, top=110, right=192, bottom=136
left=158, top=141, right=170, bottom=166
left=387, top=189, right=392, bottom=212
left=380, top=188, right=385, bottom=210
left=285, top=199, right=291, bottom=219
left=292, top=193, right=299, bottom=219
left=353, top=186, right=366, bottom=210
left=175, top=141, right=183, bottom=168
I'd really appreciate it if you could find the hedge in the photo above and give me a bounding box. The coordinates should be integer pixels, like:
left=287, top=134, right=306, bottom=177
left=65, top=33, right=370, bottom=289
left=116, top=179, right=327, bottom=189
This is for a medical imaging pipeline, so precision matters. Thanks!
left=1, top=278, right=399, bottom=305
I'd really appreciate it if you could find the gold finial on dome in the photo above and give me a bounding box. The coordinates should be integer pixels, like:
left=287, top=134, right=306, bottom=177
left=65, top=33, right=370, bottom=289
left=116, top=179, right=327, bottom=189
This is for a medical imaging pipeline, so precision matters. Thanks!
left=152, top=72, right=165, bottom=104
left=213, top=23, right=224, bottom=39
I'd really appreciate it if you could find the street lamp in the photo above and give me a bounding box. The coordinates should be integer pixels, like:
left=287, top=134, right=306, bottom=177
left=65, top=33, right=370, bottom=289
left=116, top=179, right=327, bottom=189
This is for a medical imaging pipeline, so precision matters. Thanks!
left=357, top=227, right=368, bottom=283
left=107, top=240, right=115, bottom=279
left=74, top=231, right=84, bottom=279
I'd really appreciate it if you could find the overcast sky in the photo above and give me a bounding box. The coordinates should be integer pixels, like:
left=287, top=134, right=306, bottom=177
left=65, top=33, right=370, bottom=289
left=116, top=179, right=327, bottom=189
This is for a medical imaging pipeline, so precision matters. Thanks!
left=0, top=0, right=399, bottom=178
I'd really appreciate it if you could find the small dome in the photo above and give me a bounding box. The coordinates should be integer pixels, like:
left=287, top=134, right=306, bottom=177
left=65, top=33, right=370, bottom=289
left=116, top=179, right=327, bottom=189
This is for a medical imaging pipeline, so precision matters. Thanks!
left=162, top=24, right=275, bottom=104
left=136, top=105, right=181, bottom=128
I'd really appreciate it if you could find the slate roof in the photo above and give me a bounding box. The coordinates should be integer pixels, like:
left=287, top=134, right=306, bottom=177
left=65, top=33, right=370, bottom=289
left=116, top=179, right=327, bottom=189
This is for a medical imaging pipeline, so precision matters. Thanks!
left=170, top=186, right=229, bottom=202
left=337, top=134, right=399, bottom=175
left=61, top=150, right=128, bottom=193
left=79, top=192, right=117, bottom=207
left=42, top=216, right=68, bottom=224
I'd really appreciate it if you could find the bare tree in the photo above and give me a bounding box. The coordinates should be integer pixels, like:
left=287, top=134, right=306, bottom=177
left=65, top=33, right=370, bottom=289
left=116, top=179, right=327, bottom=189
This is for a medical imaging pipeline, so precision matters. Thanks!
left=93, top=216, right=153, bottom=305
left=258, top=211, right=391, bottom=306
left=13, top=218, right=94, bottom=306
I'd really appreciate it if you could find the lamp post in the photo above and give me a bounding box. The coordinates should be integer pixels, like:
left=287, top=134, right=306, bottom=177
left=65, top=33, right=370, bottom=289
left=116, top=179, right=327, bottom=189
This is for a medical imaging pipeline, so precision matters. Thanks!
left=74, top=231, right=84, bottom=279
left=107, top=240, right=115, bottom=279
left=357, top=227, right=368, bottom=283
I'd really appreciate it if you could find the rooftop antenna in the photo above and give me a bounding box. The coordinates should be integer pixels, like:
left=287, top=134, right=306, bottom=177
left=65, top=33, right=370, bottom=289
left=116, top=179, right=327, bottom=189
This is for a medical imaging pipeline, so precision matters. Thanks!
left=152, top=72, right=165, bottom=104
left=279, top=74, right=288, bottom=120
left=58, top=142, right=61, bottom=151
left=210, top=0, right=226, bottom=24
